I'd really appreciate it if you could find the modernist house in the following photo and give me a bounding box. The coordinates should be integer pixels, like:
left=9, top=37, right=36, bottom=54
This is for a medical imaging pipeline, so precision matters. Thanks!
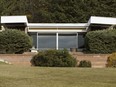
left=1, top=16, right=116, bottom=51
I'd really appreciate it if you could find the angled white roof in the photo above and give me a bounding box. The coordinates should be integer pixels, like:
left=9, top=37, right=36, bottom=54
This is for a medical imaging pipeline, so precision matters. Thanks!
left=88, top=16, right=116, bottom=25
left=1, top=16, right=28, bottom=24
left=28, top=23, right=88, bottom=28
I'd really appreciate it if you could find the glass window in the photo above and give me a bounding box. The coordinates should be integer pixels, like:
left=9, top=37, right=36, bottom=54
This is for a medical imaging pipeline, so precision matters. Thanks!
left=78, top=33, right=85, bottom=49
left=29, top=33, right=37, bottom=48
left=38, top=34, right=56, bottom=50
left=59, top=34, right=77, bottom=50
left=29, top=33, right=86, bottom=51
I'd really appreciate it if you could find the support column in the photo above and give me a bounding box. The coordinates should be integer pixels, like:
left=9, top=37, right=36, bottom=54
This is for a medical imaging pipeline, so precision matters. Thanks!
left=56, top=33, right=59, bottom=50
left=76, top=33, right=78, bottom=49
left=1, top=26, right=5, bottom=31
left=25, top=27, right=28, bottom=34
left=37, top=32, right=38, bottom=50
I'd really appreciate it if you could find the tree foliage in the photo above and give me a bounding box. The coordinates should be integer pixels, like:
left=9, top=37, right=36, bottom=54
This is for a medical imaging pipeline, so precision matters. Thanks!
left=0, top=0, right=116, bottom=23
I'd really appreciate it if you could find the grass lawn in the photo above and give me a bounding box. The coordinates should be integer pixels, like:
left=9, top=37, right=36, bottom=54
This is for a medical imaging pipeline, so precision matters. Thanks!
left=0, top=64, right=116, bottom=87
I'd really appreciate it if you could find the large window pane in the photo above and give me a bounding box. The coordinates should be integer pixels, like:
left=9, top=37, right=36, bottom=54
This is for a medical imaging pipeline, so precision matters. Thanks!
left=78, top=33, right=85, bottom=49
left=59, top=34, right=77, bottom=50
left=38, top=34, right=56, bottom=50
left=29, top=33, right=37, bottom=48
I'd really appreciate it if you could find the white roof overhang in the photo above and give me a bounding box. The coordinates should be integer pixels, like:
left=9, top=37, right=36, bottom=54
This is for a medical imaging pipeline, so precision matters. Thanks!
left=28, top=30, right=87, bottom=33
left=27, top=23, right=88, bottom=33
left=1, top=16, right=28, bottom=24
left=88, top=16, right=116, bottom=25
left=27, top=23, right=88, bottom=29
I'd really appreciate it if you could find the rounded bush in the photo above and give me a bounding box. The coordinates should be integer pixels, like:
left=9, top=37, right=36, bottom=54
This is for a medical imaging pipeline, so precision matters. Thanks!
left=31, top=49, right=77, bottom=67
left=0, top=29, right=32, bottom=54
left=78, top=60, right=92, bottom=67
left=106, top=53, right=116, bottom=67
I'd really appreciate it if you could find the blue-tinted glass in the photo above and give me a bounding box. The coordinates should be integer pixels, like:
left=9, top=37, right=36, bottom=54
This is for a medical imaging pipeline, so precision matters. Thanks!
left=38, top=34, right=56, bottom=50
left=59, top=34, right=77, bottom=49
left=78, top=34, right=85, bottom=49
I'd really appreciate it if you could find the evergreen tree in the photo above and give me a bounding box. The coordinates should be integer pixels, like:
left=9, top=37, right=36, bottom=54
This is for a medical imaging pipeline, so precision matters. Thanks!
left=0, top=0, right=116, bottom=23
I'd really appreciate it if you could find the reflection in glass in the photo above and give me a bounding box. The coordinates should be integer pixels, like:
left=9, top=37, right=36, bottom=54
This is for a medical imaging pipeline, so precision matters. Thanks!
left=38, top=34, right=56, bottom=50
left=59, top=34, right=77, bottom=50
left=30, top=33, right=85, bottom=51
left=78, top=34, right=85, bottom=49
left=30, top=33, right=37, bottom=48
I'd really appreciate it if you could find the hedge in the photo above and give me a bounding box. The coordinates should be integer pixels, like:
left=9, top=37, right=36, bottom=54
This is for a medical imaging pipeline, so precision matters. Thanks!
left=0, top=29, right=32, bottom=54
left=85, top=29, right=116, bottom=53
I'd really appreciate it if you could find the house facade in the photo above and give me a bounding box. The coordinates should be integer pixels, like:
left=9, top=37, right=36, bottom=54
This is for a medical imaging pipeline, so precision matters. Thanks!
left=1, top=16, right=116, bottom=51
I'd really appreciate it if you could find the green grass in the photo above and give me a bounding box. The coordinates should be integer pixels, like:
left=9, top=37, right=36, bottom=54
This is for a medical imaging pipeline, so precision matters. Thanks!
left=0, top=61, right=8, bottom=65
left=0, top=64, right=116, bottom=87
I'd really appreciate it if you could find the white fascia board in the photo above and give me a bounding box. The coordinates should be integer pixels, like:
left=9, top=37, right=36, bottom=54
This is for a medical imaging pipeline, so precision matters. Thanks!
left=1, top=16, right=28, bottom=24
left=27, top=23, right=88, bottom=28
left=28, top=30, right=87, bottom=33
left=88, top=16, right=116, bottom=25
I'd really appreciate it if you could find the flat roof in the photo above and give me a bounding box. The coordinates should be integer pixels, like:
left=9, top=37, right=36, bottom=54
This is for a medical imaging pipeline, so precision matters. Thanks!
left=88, top=16, right=116, bottom=25
left=28, top=23, right=88, bottom=28
left=1, top=16, right=116, bottom=30
left=1, top=16, right=28, bottom=24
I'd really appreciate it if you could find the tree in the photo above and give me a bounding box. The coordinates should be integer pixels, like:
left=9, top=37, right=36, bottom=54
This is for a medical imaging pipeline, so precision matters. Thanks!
left=0, top=0, right=116, bottom=23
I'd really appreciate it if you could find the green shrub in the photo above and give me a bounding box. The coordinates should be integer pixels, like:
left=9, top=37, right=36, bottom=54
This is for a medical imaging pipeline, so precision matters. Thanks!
left=31, top=49, right=77, bottom=67
left=0, top=29, right=32, bottom=54
left=106, top=53, right=116, bottom=67
left=85, top=29, right=116, bottom=53
left=78, top=60, right=92, bottom=67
